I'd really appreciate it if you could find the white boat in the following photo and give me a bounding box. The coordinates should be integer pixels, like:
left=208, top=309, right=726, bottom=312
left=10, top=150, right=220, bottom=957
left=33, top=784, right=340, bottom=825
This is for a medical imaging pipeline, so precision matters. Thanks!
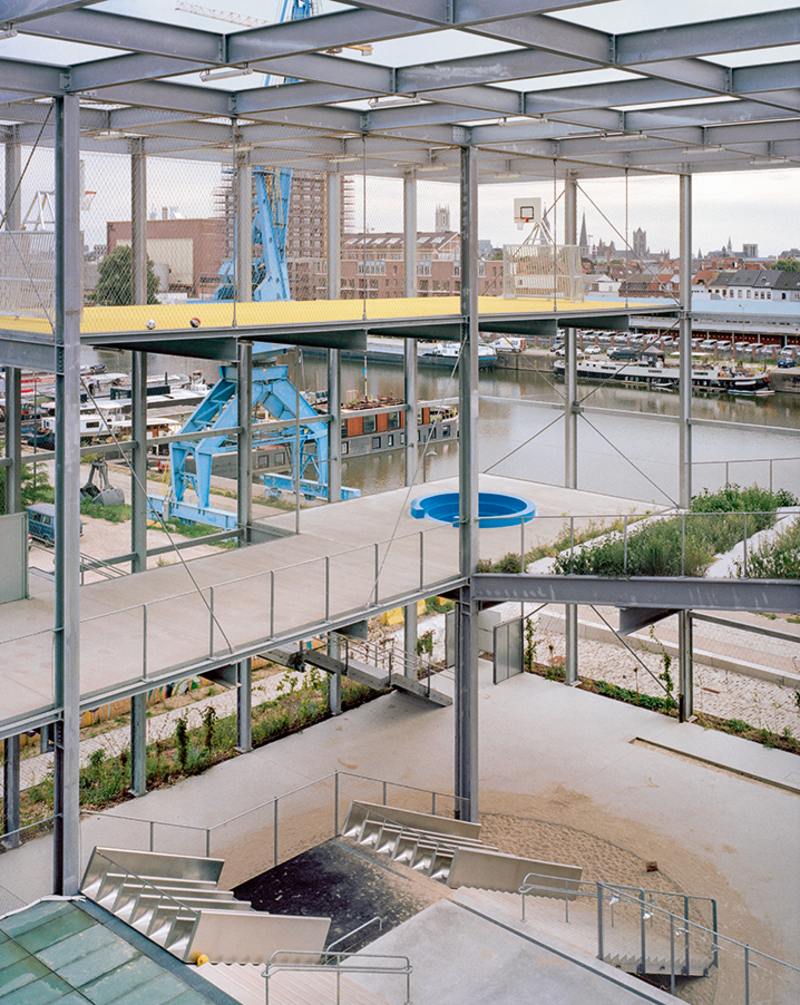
left=553, top=358, right=772, bottom=394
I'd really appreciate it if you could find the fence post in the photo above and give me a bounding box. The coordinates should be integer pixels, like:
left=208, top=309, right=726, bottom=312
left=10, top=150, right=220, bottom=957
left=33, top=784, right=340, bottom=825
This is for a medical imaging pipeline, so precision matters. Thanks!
left=431, top=791, right=436, bottom=816
left=681, top=512, right=686, bottom=577
left=382, top=780, right=387, bottom=806
left=564, top=876, right=569, bottom=924
left=149, top=820, right=154, bottom=852
left=623, top=515, right=628, bottom=574
left=744, top=944, right=750, bottom=1005
left=142, top=605, right=147, bottom=678
left=742, top=513, right=748, bottom=577
left=669, top=913, right=676, bottom=996
left=209, top=586, right=215, bottom=657
left=639, top=891, right=647, bottom=974
left=419, top=531, right=424, bottom=590
left=334, top=772, right=339, bottom=837
left=569, top=517, right=575, bottom=573
left=270, top=570, right=275, bottom=636
left=520, top=517, right=525, bottom=573
left=273, top=799, right=279, bottom=868
left=205, top=828, right=211, bottom=858
left=684, top=895, right=691, bottom=976
left=596, top=884, right=604, bottom=962
left=325, top=556, right=330, bottom=621
left=374, top=542, right=380, bottom=604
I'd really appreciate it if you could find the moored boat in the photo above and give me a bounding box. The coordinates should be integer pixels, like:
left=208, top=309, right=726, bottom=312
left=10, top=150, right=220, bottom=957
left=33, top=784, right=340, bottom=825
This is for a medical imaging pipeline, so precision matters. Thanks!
left=553, top=358, right=772, bottom=394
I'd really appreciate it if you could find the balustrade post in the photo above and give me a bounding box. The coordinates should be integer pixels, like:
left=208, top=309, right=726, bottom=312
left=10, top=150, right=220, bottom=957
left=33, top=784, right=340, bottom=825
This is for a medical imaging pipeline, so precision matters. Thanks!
left=596, top=884, right=604, bottom=962
left=639, top=891, right=647, bottom=974
left=270, top=570, right=275, bottom=636
left=273, top=799, right=279, bottom=867
left=209, top=586, right=214, bottom=656
left=744, top=944, right=750, bottom=1005
left=669, top=913, right=676, bottom=995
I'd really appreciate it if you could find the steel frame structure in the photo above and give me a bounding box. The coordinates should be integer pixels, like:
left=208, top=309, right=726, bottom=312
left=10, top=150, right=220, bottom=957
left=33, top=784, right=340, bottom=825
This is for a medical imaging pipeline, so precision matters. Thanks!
left=0, top=0, right=799, bottom=893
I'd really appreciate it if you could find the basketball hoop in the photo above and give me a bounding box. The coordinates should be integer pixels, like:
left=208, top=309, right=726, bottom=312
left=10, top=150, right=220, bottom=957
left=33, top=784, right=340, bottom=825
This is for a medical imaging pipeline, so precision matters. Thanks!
left=513, top=197, right=541, bottom=231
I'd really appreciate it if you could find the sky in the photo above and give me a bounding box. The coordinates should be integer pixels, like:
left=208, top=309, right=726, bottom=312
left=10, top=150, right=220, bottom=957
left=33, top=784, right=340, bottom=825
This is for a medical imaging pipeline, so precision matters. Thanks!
left=5, top=1, right=798, bottom=258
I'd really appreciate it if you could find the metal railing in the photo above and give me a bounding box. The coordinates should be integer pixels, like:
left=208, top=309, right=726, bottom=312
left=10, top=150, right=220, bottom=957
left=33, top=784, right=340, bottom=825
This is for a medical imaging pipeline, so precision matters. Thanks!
left=330, top=632, right=440, bottom=695
left=692, top=456, right=800, bottom=495
left=519, top=875, right=800, bottom=1003
left=265, top=949, right=411, bottom=1005
left=323, top=916, right=383, bottom=962
left=80, top=769, right=466, bottom=875
left=491, top=506, right=800, bottom=579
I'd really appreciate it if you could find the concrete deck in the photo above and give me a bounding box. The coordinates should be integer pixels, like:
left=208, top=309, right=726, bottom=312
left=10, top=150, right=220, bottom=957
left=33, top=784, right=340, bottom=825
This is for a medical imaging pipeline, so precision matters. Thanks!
left=0, top=475, right=655, bottom=732
left=2, top=658, right=798, bottom=978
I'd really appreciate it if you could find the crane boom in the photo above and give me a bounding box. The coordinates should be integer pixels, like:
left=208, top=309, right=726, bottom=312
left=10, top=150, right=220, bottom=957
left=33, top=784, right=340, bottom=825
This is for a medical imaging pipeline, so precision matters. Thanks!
left=174, top=2, right=266, bottom=28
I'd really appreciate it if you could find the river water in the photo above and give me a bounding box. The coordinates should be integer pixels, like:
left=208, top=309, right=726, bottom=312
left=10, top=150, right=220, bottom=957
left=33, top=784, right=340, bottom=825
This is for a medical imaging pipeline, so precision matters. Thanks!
left=90, top=346, right=800, bottom=506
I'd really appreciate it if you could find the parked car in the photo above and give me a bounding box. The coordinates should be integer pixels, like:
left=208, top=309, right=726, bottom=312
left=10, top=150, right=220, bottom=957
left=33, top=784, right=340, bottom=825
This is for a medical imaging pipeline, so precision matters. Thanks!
left=778, top=358, right=797, bottom=368
left=584, top=345, right=603, bottom=355
left=26, top=503, right=83, bottom=545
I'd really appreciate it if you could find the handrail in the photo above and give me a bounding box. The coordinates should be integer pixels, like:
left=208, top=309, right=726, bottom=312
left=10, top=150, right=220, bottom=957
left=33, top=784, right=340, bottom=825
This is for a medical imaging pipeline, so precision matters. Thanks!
left=518, top=875, right=800, bottom=1002
left=324, top=916, right=383, bottom=961
left=264, top=949, right=411, bottom=1005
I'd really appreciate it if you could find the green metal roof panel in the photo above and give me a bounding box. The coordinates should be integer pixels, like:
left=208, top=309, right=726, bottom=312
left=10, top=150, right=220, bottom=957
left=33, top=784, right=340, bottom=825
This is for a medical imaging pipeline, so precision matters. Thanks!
left=0, top=937, right=30, bottom=971
left=79, top=957, right=165, bottom=1004
left=37, top=922, right=118, bottom=971
left=0, top=900, right=228, bottom=1005
left=2, top=971, right=80, bottom=1005
left=11, top=907, right=96, bottom=955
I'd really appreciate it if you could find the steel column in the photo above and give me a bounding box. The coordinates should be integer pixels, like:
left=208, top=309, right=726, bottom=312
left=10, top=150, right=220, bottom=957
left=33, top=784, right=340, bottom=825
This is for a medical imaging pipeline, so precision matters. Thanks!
left=129, top=692, right=146, bottom=797
left=403, top=172, right=419, bottom=650
left=130, top=138, right=148, bottom=575
left=679, top=611, right=693, bottom=721
left=2, top=734, right=20, bottom=849
left=326, top=172, right=341, bottom=300
left=4, top=125, right=21, bottom=232
left=3, top=367, right=21, bottom=514
left=236, top=658, right=252, bottom=752
left=327, top=632, right=342, bottom=715
left=327, top=349, right=342, bottom=503
left=563, top=174, right=579, bottom=686
left=679, top=173, right=692, bottom=510
left=236, top=152, right=253, bottom=303
left=53, top=94, right=82, bottom=897
left=678, top=175, right=693, bottom=718
left=237, top=340, right=253, bottom=539
left=326, top=173, right=342, bottom=504
left=455, top=146, right=479, bottom=823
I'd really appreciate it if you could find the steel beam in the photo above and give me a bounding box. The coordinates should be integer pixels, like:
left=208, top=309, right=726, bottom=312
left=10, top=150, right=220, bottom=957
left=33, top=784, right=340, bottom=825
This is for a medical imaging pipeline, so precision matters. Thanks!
left=563, top=173, right=579, bottom=687
left=327, top=347, right=342, bottom=504
left=472, top=575, right=800, bottom=613
left=52, top=93, right=82, bottom=897
left=455, top=144, right=479, bottom=823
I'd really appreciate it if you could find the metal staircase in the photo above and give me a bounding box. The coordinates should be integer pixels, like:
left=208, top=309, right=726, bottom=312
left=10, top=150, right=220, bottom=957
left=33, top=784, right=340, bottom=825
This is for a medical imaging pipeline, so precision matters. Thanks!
left=81, top=847, right=330, bottom=964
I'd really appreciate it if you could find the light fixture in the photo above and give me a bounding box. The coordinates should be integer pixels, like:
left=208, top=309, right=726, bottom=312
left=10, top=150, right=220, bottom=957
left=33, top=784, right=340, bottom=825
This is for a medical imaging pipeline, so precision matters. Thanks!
left=643, top=911, right=653, bottom=920
left=418, top=164, right=448, bottom=172
left=681, top=145, right=724, bottom=154
left=367, top=94, right=421, bottom=109
left=200, top=64, right=253, bottom=82
left=494, top=171, right=523, bottom=179
left=601, top=131, right=647, bottom=142
left=749, top=155, right=788, bottom=165
left=329, top=155, right=361, bottom=164
left=92, top=130, right=126, bottom=141
left=608, top=896, right=619, bottom=906
left=0, top=26, right=17, bottom=40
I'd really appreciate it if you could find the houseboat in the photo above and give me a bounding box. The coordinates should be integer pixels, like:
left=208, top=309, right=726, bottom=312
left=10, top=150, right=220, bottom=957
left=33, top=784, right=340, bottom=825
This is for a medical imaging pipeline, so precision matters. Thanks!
left=553, top=358, right=771, bottom=394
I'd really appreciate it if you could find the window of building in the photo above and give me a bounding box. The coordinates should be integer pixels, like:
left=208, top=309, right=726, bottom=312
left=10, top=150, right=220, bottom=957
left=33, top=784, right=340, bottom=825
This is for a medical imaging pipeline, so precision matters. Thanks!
left=387, top=411, right=401, bottom=429
left=387, top=434, right=394, bottom=447
left=363, top=415, right=376, bottom=433
left=341, top=442, right=349, bottom=455
left=371, top=436, right=381, bottom=449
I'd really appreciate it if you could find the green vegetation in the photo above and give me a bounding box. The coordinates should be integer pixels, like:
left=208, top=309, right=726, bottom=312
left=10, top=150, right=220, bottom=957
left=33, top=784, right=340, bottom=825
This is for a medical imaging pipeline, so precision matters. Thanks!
left=771, top=258, right=800, bottom=273
left=551, top=485, right=797, bottom=578
left=93, top=245, right=160, bottom=306
left=80, top=499, right=131, bottom=523
left=734, top=515, right=800, bottom=579
left=7, top=669, right=377, bottom=836
left=0, top=460, right=53, bottom=512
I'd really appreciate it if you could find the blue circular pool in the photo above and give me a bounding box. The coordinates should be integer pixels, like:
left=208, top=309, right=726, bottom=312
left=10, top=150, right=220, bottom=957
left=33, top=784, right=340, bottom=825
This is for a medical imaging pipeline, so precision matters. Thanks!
left=411, top=492, right=536, bottom=528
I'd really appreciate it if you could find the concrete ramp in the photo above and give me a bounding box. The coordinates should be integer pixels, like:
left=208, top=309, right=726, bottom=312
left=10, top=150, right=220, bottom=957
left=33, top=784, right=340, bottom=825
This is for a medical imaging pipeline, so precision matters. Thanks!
left=200, top=963, right=394, bottom=1005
